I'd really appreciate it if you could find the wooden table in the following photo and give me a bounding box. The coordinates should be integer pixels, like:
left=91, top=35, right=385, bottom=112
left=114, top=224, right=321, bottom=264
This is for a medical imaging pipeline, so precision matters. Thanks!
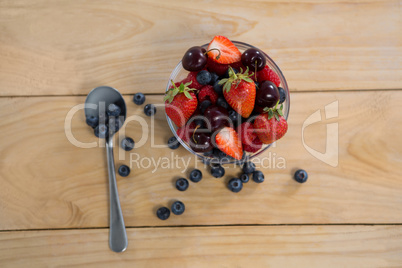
left=1, top=0, right=401, bottom=267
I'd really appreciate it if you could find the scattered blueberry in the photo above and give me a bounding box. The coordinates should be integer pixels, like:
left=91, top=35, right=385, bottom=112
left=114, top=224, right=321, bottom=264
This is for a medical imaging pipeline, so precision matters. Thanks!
left=240, top=173, right=249, bottom=183
left=144, top=104, right=156, bottom=116
left=168, top=136, right=180, bottom=149
left=200, top=100, right=212, bottom=114
left=118, top=165, right=130, bottom=177
left=211, top=165, right=225, bottom=178
left=196, top=70, right=212, bottom=85
left=242, top=161, right=256, bottom=174
left=252, top=170, right=265, bottom=183
left=107, top=104, right=121, bottom=117
left=278, top=87, right=286, bottom=104
left=189, top=169, right=202, bottom=183
left=94, top=124, right=108, bottom=138
left=121, top=137, right=135, bottom=151
left=133, top=93, right=146, bottom=105
left=213, top=80, right=223, bottom=95
left=86, top=115, right=99, bottom=128
left=210, top=72, right=219, bottom=84
left=176, top=178, right=189, bottom=191
left=294, top=169, right=308, bottom=183
left=156, top=207, right=170, bottom=220
left=216, top=97, right=229, bottom=109
left=228, top=178, right=243, bottom=193
left=171, top=201, right=185, bottom=215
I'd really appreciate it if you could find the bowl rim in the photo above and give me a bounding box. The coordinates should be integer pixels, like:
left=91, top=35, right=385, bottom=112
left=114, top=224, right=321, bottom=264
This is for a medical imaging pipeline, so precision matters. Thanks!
left=165, top=41, right=290, bottom=165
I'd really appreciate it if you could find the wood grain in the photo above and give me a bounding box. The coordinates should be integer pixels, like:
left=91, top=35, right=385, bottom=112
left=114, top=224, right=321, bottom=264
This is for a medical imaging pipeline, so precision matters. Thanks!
left=0, top=225, right=401, bottom=267
left=0, top=0, right=401, bottom=96
left=0, top=92, right=401, bottom=230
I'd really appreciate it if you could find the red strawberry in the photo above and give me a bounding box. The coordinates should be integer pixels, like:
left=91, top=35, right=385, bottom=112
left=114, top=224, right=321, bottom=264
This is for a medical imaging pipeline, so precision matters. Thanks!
left=198, top=85, right=219, bottom=104
left=207, top=36, right=241, bottom=64
left=253, top=104, right=288, bottom=144
left=237, top=122, right=257, bottom=145
left=257, top=65, right=280, bottom=87
left=215, top=127, right=243, bottom=160
left=243, top=136, right=263, bottom=153
left=185, top=71, right=203, bottom=90
left=220, top=67, right=256, bottom=118
left=165, top=81, right=198, bottom=127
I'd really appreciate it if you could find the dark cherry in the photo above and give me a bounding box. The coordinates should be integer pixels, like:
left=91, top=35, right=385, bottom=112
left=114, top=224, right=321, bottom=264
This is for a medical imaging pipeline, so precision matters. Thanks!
left=241, top=48, right=266, bottom=72
left=189, top=130, right=213, bottom=153
left=182, top=46, right=207, bottom=71
left=256, top=81, right=279, bottom=108
left=204, top=105, right=229, bottom=132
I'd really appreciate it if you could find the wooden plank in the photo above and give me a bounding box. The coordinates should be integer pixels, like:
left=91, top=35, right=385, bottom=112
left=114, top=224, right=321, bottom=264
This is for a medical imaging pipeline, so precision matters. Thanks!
left=0, top=0, right=401, bottom=96
left=0, top=225, right=401, bottom=267
left=0, top=92, right=401, bottom=230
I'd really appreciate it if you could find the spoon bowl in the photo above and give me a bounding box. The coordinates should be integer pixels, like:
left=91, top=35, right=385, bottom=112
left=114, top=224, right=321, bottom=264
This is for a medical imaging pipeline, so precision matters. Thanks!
left=84, top=86, right=128, bottom=253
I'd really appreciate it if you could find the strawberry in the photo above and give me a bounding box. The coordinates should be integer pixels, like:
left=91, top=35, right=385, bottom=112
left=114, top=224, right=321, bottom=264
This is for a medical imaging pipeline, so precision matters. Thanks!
left=207, top=36, right=241, bottom=64
left=257, top=65, right=280, bottom=87
left=215, top=127, right=243, bottom=160
left=219, top=67, right=256, bottom=118
left=198, top=85, right=218, bottom=104
left=185, top=71, right=203, bottom=90
left=253, top=103, right=288, bottom=144
left=243, top=136, right=263, bottom=153
left=237, top=122, right=257, bottom=146
left=165, top=81, right=198, bottom=127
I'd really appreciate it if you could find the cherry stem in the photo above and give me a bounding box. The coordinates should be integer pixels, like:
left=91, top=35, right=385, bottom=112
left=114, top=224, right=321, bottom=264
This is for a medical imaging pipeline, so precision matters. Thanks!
left=205, top=48, right=221, bottom=60
left=192, top=124, right=200, bottom=144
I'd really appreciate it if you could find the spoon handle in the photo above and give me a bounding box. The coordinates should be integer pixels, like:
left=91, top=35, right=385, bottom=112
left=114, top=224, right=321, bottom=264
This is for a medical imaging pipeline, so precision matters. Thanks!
left=106, top=135, right=128, bottom=252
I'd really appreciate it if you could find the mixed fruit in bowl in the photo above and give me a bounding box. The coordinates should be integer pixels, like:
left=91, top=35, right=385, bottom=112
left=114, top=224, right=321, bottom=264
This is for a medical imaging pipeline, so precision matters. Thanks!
left=165, top=36, right=289, bottom=164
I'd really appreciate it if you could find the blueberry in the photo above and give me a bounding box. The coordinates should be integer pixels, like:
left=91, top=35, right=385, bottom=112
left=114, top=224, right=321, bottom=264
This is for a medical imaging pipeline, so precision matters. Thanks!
left=294, top=169, right=308, bottom=183
left=121, top=137, right=135, bottom=151
left=242, top=161, right=256, bottom=174
left=107, top=104, right=121, bottom=117
left=213, top=80, right=223, bottom=96
left=189, top=169, right=202, bottom=183
left=252, top=170, right=264, bottom=183
left=94, top=124, right=108, bottom=138
left=118, top=165, right=130, bottom=177
left=144, top=104, right=156, bottom=116
left=108, top=117, right=123, bottom=133
left=211, top=165, right=225, bottom=178
left=278, top=87, right=286, bottom=104
left=228, top=178, right=243, bottom=193
left=216, top=97, right=229, bottom=109
left=240, top=173, right=249, bottom=183
left=223, top=68, right=238, bottom=79
left=203, top=150, right=214, bottom=157
left=200, top=100, right=212, bottom=114
left=210, top=72, right=219, bottom=84
left=156, top=207, right=170, bottom=220
left=86, top=115, right=99, bottom=128
left=176, top=178, right=189, bottom=191
left=196, top=70, right=212, bottom=85
left=228, top=110, right=241, bottom=126
left=168, top=136, right=180, bottom=150
left=171, top=201, right=185, bottom=215
left=133, top=93, right=146, bottom=105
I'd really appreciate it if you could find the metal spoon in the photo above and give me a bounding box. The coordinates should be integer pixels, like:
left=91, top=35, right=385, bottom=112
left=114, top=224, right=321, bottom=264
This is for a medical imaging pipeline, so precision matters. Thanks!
left=85, top=86, right=128, bottom=253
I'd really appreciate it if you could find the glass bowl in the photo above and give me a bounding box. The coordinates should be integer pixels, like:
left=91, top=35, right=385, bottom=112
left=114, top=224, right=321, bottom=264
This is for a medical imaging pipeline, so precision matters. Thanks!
left=166, top=41, right=290, bottom=165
